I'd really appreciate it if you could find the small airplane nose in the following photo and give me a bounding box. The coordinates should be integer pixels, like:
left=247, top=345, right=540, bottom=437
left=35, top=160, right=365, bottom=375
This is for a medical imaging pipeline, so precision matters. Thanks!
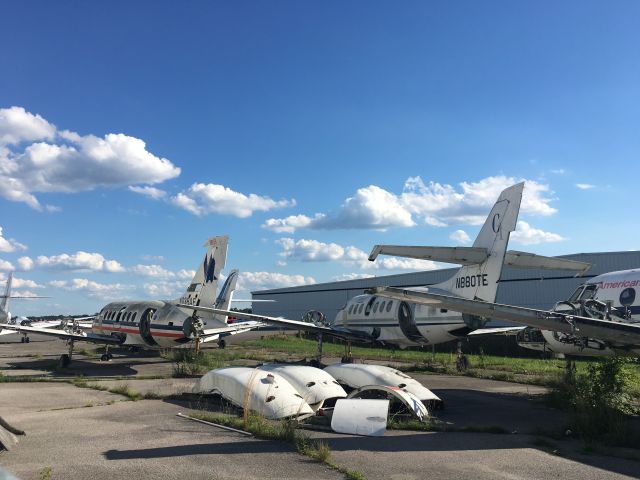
left=183, top=316, right=204, bottom=338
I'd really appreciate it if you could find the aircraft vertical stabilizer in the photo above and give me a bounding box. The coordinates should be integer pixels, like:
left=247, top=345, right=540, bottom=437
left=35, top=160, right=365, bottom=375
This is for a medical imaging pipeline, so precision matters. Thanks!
left=213, top=269, right=239, bottom=323
left=179, top=236, right=229, bottom=320
left=0, top=272, right=13, bottom=322
left=438, top=182, right=523, bottom=301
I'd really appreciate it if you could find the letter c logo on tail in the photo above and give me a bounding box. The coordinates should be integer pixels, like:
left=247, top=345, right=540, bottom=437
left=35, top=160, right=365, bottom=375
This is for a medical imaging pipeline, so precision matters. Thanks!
left=492, top=213, right=501, bottom=233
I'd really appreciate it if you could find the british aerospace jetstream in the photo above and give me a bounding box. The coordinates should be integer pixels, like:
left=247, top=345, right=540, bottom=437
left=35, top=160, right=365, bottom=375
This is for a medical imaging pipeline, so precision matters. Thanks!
left=179, top=183, right=593, bottom=359
left=0, top=236, right=261, bottom=367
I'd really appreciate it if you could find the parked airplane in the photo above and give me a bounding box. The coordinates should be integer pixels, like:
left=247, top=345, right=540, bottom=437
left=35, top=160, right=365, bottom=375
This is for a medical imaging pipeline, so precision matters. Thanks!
left=370, top=263, right=640, bottom=357
left=509, top=268, right=640, bottom=357
left=0, top=236, right=262, bottom=366
left=0, top=272, right=55, bottom=341
left=179, top=183, right=592, bottom=360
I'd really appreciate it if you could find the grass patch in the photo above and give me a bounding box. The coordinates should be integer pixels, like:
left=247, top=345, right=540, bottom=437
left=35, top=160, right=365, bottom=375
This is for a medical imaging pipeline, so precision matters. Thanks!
left=236, top=335, right=640, bottom=399
left=388, top=418, right=508, bottom=434
left=107, top=383, right=143, bottom=401
left=550, top=357, right=639, bottom=447
left=39, top=466, right=52, bottom=480
left=190, top=412, right=366, bottom=479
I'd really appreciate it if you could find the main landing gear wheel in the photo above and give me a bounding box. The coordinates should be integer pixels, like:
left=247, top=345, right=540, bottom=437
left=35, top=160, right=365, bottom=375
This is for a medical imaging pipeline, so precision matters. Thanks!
left=100, top=353, right=113, bottom=362
left=20, top=336, right=29, bottom=343
left=218, top=339, right=226, bottom=349
left=59, top=354, right=71, bottom=368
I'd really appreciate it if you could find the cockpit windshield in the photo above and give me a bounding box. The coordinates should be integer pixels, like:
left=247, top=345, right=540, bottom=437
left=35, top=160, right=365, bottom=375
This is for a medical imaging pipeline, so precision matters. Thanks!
left=568, top=284, right=598, bottom=302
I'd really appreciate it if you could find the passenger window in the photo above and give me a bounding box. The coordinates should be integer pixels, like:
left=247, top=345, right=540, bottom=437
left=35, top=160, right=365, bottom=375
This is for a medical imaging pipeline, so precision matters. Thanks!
left=358, top=304, right=364, bottom=314
left=386, top=301, right=393, bottom=312
left=132, top=312, right=137, bottom=322
left=373, top=302, right=378, bottom=313
left=379, top=301, right=385, bottom=312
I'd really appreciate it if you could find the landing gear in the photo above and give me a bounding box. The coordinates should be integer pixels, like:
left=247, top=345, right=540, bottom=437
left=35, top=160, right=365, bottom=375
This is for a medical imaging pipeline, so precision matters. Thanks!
left=59, top=354, right=70, bottom=368
left=218, top=338, right=226, bottom=349
left=20, top=335, right=30, bottom=343
left=310, top=333, right=324, bottom=368
left=341, top=341, right=353, bottom=363
left=100, top=346, right=113, bottom=361
left=59, top=340, right=75, bottom=368
left=455, top=340, right=469, bottom=372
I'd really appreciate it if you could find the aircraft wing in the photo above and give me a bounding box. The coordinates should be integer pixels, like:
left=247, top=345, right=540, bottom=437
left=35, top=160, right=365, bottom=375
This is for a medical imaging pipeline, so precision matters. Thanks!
left=368, top=287, right=640, bottom=346
left=467, top=326, right=525, bottom=336
left=199, top=320, right=265, bottom=342
left=0, top=323, right=122, bottom=345
left=178, top=304, right=374, bottom=342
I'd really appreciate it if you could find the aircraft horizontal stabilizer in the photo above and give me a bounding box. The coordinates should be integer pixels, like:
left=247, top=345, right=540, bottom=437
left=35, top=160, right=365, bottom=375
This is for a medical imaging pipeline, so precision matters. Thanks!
left=504, top=251, right=591, bottom=275
left=368, top=245, right=488, bottom=265
left=369, top=286, right=640, bottom=346
left=368, top=245, right=592, bottom=275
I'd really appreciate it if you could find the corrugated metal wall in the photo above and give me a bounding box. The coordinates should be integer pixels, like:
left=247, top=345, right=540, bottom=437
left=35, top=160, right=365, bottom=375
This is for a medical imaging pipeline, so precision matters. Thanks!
left=252, top=251, right=640, bottom=326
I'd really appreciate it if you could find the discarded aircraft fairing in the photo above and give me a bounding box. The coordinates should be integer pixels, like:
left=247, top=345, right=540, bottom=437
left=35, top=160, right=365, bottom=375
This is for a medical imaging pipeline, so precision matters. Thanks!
left=193, top=367, right=314, bottom=420
left=331, top=399, right=389, bottom=436
left=323, top=363, right=442, bottom=407
left=258, top=364, right=347, bottom=410
left=347, top=385, right=429, bottom=421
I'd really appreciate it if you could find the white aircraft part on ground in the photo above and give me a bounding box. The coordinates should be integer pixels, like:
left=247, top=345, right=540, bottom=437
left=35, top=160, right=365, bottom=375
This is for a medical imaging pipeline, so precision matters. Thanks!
left=323, top=363, right=441, bottom=406
left=192, top=367, right=314, bottom=420
left=331, top=399, right=389, bottom=436
left=258, top=364, right=347, bottom=410
left=347, top=385, right=429, bottom=421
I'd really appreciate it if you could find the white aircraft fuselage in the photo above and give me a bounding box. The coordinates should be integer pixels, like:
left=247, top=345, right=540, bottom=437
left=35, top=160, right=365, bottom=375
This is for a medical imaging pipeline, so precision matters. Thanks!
left=332, top=289, right=470, bottom=348
left=518, top=268, right=640, bottom=356
left=91, top=301, right=200, bottom=348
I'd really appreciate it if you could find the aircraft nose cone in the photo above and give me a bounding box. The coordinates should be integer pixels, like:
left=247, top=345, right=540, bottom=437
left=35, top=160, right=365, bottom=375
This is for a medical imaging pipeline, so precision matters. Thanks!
left=183, top=316, right=204, bottom=338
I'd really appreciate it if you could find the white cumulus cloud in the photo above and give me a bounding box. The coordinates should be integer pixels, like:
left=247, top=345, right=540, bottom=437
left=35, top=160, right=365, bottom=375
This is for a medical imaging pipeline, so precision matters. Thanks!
left=575, top=183, right=595, bottom=190
left=237, top=271, right=317, bottom=293
left=49, top=278, right=131, bottom=299
left=0, top=106, right=180, bottom=210
left=510, top=221, right=566, bottom=245
left=36, top=251, right=125, bottom=272
left=264, top=175, right=556, bottom=233
left=170, top=183, right=295, bottom=218
left=0, top=227, right=27, bottom=253
left=130, top=264, right=195, bottom=281
left=277, top=238, right=345, bottom=262
left=143, top=280, right=186, bottom=298
left=0, top=259, right=14, bottom=271
left=277, top=237, right=438, bottom=272
left=0, top=106, right=55, bottom=145
left=17, top=256, right=34, bottom=271
left=129, top=185, right=168, bottom=199
left=449, top=230, right=471, bottom=245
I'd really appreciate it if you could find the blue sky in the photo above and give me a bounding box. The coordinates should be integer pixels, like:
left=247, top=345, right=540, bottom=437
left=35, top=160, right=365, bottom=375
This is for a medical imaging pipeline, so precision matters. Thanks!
left=1, top=1, right=639, bottom=316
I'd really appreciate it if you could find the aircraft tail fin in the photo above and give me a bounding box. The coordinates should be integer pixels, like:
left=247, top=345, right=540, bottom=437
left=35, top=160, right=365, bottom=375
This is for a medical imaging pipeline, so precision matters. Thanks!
left=1, top=272, right=12, bottom=313
left=213, top=269, right=239, bottom=323
left=178, top=236, right=229, bottom=318
left=439, top=182, right=524, bottom=301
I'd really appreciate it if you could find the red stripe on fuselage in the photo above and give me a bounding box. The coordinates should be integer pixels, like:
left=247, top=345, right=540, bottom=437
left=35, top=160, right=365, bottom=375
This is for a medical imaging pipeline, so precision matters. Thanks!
left=95, top=325, right=185, bottom=338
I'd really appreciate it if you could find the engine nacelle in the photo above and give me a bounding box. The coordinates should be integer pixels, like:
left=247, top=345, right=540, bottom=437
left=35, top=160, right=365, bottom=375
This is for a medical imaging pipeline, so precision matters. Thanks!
left=462, top=314, right=487, bottom=330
